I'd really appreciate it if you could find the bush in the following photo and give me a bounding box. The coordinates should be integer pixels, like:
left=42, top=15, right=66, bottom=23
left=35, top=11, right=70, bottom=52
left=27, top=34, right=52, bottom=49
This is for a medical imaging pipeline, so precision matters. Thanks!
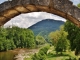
left=32, top=45, right=50, bottom=60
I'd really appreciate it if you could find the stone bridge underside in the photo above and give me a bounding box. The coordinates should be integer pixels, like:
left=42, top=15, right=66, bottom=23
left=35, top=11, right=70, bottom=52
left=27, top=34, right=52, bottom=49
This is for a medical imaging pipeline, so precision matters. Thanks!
left=0, top=0, right=80, bottom=27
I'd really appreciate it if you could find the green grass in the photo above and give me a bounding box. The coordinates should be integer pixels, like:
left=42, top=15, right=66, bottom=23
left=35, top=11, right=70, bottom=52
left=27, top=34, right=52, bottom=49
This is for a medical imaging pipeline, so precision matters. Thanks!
left=46, top=54, right=71, bottom=60
left=24, top=58, right=32, bottom=60
left=47, top=46, right=78, bottom=60
left=46, top=48, right=77, bottom=60
left=24, top=46, right=78, bottom=60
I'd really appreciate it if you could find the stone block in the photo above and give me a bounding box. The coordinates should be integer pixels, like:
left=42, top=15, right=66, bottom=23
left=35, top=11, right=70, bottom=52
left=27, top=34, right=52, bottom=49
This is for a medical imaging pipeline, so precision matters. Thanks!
left=0, top=1, right=12, bottom=12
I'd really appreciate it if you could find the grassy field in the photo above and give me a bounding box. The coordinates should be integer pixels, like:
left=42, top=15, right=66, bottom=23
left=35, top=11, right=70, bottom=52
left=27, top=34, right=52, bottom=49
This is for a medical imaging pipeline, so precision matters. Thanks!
left=47, top=46, right=78, bottom=60
left=24, top=46, right=78, bottom=60
left=46, top=52, right=77, bottom=60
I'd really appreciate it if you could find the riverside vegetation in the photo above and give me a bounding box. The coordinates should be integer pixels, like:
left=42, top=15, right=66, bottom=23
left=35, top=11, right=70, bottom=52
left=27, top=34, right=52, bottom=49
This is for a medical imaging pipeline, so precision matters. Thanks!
left=24, top=20, right=80, bottom=60
left=0, top=26, right=36, bottom=51
left=0, top=20, right=80, bottom=60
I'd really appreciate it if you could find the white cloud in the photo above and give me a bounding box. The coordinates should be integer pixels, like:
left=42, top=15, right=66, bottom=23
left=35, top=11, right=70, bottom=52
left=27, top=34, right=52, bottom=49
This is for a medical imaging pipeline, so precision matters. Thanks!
left=4, top=12, right=66, bottom=28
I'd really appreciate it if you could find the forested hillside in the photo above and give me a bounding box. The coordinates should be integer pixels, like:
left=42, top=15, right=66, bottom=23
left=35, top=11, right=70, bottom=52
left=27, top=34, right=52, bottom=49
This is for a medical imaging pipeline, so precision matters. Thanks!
left=28, top=19, right=64, bottom=36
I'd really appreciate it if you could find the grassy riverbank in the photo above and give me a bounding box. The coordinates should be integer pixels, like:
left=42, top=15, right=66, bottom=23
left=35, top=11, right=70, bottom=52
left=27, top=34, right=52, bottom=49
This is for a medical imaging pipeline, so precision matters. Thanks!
left=24, top=46, right=78, bottom=60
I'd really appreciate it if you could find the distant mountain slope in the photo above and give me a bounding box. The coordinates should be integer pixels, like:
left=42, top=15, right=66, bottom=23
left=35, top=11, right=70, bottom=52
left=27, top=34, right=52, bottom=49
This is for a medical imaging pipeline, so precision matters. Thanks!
left=28, top=19, right=64, bottom=36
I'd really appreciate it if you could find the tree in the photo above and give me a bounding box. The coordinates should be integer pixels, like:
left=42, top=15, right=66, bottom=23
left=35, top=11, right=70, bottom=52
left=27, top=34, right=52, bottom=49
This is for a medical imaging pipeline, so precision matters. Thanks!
left=0, top=38, right=4, bottom=51
left=48, top=30, right=60, bottom=46
left=32, top=45, right=50, bottom=60
left=36, top=35, right=46, bottom=45
left=0, top=26, right=36, bottom=51
left=64, top=21, right=78, bottom=50
left=74, top=32, right=80, bottom=55
left=25, top=29, right=36, bottom=48
left=49, top=26, right=69, bottom=54
left=64, top=20, right=80, bottom=55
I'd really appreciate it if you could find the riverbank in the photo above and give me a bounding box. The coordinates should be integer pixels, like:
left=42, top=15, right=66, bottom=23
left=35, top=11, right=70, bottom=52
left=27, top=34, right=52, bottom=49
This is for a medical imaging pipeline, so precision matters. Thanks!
left=0, top=48, right=39, bottom=60
left=13, top=48, right=39, bottom=60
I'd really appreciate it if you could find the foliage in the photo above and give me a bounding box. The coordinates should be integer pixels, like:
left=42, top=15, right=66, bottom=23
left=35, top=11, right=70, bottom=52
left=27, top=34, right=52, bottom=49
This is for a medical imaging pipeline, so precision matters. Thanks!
left=36, top=35, right=46, bottom=45
left=32, top=45, right=50, bottom=60
left=64, top=20, right=80, bottom=55
left=55, top=26, right=69, bottom=53
left=49, top=26, right=69, bottom=54
left=55, top=3, right=80, bottom=55
left=49, top=30, right=60, bottom=45
left=0, top=26, right=36, bottom=51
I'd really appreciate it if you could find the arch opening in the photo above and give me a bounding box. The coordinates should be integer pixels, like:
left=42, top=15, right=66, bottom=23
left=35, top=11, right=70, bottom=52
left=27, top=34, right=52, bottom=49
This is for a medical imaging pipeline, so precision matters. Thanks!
left=4, top=12, right=66, bottom=28
left=0, top=4, right=80, bottom=27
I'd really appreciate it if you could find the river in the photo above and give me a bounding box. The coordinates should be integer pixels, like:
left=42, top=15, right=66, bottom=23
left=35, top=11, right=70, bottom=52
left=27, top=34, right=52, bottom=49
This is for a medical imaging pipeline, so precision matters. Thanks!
left=0, top=48, right=39, bottom=60
left=0, top=51, right=16, bottom=60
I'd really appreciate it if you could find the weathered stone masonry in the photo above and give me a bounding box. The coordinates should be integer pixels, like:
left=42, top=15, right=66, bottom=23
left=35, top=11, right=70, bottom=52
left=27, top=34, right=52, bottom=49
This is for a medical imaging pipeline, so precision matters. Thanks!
left=0, top=0, right=80, bottom=27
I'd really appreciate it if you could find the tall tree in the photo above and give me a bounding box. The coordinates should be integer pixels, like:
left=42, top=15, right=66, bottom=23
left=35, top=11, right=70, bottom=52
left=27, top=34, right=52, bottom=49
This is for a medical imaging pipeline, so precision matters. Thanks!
left=64, top=3, right=80, bottom=55
left=49, top=26, right=69, bottom=54
left=64, top=20, right=80, bottom=55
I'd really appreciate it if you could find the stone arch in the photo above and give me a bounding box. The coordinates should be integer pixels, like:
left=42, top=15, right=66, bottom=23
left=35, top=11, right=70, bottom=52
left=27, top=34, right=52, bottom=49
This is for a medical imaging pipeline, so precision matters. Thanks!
left=0, top=0, right=80, bottom=27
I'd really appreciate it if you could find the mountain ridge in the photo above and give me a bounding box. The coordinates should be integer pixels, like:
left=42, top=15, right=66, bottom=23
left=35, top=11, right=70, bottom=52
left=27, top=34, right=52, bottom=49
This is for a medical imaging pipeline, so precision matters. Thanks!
left=28, top=19, right=64, bottom=36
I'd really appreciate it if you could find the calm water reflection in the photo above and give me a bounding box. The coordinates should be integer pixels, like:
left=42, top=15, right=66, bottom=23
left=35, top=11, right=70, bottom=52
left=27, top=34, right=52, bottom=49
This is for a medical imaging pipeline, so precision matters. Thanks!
left=0, top=49, right=38, bottom=60
left=0, top=51, right=16, bottom=60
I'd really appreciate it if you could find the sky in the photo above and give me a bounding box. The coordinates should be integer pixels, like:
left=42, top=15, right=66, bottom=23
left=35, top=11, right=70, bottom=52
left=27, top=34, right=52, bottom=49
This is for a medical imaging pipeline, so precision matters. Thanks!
left=0, top=0, right=80, bottom=28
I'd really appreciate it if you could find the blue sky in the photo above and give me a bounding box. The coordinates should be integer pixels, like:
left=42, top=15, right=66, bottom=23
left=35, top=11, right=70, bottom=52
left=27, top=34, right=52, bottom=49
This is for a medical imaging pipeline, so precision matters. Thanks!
left=0, top=0, right=5, bottom=3
left=0, top=0, right=80, bottom=28
left=70, top=0, right=80, bottom=5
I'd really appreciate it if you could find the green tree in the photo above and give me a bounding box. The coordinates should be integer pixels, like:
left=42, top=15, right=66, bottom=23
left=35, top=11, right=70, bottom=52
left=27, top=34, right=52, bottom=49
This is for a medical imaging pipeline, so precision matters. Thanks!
left=49, top=30, right=60, bottom=46
left=32, top=45, right=50, bottom=60
left=0, top=26, right=36, bottom=51
left=25, top=29, right=36, bottom=48
left=0, top=38, right=4, bottom=51
left=56, top=26, right=69, bottom=54
left=36, top=35, right=46, bottom=45
left=74, top=32, right=80, bottom=55
left=49, top=26, right=69, bottom=54
left=64, top=20, right=80, bottom=55
left=64, top=21, right=78, bottom=50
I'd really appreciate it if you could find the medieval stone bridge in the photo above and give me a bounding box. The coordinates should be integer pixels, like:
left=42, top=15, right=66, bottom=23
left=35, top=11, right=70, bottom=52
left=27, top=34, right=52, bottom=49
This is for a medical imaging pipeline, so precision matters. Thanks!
left=0, top=0, right=80, bottom=27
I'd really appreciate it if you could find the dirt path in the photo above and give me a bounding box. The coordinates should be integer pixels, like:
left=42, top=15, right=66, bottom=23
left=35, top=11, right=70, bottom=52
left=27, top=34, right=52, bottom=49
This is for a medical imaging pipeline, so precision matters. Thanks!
left=14, top=49, right=39, bottom=60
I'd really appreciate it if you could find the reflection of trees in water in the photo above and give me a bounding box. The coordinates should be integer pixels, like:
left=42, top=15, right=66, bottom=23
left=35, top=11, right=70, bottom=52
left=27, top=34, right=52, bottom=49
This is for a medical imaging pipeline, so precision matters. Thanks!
left=0, top=51, right=15, bottom=60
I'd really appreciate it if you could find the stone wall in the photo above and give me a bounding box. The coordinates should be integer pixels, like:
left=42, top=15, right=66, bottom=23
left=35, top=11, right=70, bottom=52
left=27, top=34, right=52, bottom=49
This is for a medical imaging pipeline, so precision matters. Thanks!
left=0, top=0, right=80, bottom=26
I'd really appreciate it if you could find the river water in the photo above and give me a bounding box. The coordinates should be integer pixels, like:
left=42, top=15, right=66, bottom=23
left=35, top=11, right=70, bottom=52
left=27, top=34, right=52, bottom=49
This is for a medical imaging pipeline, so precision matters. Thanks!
left=0, top=48, right=39, bottom=60
left=0, top=50, right=17, bottom=60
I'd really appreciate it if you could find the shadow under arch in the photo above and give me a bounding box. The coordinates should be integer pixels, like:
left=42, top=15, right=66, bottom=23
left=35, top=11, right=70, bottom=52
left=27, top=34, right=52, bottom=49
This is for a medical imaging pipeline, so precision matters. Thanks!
left=0, top=0, right=80, bottom=27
